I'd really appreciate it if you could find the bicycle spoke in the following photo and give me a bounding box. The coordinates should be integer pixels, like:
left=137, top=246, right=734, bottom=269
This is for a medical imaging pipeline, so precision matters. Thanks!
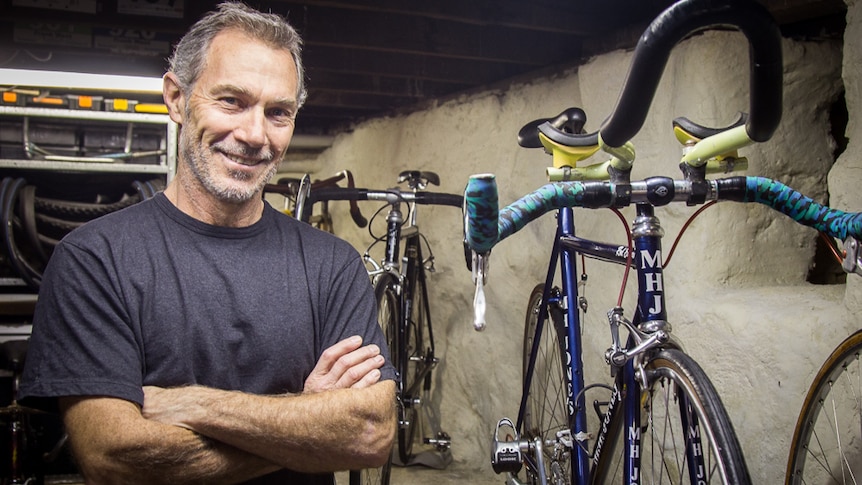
left=788, top=332, right=862, bottom=485
left=597, top=350, right=748, bottom=484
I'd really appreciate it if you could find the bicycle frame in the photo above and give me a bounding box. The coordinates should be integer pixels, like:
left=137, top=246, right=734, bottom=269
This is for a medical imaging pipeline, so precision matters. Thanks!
left=518, top=203, right=708, bottom=484
left=367, top=199, right=438, bottom=410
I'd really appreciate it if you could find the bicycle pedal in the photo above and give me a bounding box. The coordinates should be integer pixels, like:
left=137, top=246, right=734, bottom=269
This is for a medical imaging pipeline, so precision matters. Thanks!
left=424, top=431, right=452, bottom=451
left=492, top=418, right=523, bottom=474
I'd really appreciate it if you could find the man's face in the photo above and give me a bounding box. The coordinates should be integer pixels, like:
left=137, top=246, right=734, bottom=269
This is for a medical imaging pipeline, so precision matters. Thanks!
left=177, top=29, right=299, bottom=203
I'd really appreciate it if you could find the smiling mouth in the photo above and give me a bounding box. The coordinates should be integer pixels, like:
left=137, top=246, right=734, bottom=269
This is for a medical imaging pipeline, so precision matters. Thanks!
left=211, top=140, right=275, bottom=168
left=223, top=152, right=262, bottom=166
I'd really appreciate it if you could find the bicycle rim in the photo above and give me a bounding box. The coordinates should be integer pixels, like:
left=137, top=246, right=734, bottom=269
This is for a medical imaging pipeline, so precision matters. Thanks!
left=348, top=461, right=392, bottom=485
left=597, top=348, right=750, bottom=484
left=522, top=284, right=573, bottom=484
left=786, top=329, right=862, bottom=485
left=373, top=274, right=405, bottom=465
left=398, top=260, right=426, bottom=463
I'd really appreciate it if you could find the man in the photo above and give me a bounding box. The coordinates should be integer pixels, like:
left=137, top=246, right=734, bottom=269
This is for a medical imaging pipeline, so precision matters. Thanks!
left=19, top=2, right=396, bottom=483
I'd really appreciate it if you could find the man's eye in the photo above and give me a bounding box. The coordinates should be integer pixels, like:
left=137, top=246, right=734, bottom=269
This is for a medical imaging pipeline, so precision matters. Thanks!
left=221, top=97, right=240, bottom=106
left=269, top=108, right=295, bottom=120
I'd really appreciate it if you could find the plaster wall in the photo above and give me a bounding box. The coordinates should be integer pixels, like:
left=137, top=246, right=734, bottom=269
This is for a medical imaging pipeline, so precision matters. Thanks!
left=282, top=17, right=855, bottom=483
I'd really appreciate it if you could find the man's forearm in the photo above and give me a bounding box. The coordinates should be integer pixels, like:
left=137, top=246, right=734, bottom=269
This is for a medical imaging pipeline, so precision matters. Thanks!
left=144, top=380, right=396, bottom=473
left=61, top=397, right=280, bottom=484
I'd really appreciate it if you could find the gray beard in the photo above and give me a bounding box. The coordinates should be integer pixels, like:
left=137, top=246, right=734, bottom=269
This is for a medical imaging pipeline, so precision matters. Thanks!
left=179, top=129, right=278, bottom=204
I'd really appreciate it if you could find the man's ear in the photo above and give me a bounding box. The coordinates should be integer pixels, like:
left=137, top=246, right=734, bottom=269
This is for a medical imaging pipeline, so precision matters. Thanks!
left=162, top=72, right=185, bottom=125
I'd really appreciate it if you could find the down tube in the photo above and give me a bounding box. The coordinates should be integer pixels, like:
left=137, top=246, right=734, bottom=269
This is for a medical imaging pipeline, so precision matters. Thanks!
left=559, top=207, right=591, bottom=482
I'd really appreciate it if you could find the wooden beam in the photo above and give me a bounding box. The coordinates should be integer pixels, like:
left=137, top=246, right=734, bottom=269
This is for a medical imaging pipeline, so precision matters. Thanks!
left=266, top=3, right=584, bottom=66
left=303, top=45, right=533, bottom=85
left=305, top=69, right=472, bottom=98
left=266, top=0, right=625, bottom=35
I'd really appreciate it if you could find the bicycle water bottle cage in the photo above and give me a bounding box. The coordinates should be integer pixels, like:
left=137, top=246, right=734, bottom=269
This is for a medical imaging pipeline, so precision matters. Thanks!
left=674, top=113, right=752, bottom=172
left=398, top=170, right=439, bottom=190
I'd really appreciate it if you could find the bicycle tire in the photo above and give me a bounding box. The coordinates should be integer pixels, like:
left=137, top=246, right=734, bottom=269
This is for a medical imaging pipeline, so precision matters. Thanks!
left=521, top=283, right=573, bottom=484
left=348, top=462, right=392, bottom=485
left=34, top=191, right=141, bottom=219
left=401, top=251, right=429, bottom=462
left=596, top=348, right=751, bottom=484
left=373, top=274, right=407, bottom=464
left=786, top=329, right=862, bottom=484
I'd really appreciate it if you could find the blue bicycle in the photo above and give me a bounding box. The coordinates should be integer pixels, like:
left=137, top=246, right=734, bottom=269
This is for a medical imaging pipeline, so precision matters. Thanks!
left=462, top=0, right=861, bottom=483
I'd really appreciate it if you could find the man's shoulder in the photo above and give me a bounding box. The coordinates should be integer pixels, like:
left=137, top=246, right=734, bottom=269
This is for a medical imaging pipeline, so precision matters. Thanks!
left=60, top=196, right=161, bottom=247
left=268, top=208, right=361, bottom=260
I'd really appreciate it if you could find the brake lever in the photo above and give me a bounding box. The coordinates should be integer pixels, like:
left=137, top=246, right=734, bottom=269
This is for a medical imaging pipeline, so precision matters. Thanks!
left=842, top=237, right=862, bottom=277
left=471, top=251, right=490, bottom=331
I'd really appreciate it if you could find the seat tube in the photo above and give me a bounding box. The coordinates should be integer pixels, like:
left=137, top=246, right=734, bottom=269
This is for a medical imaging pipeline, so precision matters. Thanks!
left=558, top=207, right=591, bottom=482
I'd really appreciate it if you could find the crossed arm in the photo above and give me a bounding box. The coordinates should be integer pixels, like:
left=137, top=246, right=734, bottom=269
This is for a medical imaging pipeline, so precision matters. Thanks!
left=59, top=336, right=396, bottom=484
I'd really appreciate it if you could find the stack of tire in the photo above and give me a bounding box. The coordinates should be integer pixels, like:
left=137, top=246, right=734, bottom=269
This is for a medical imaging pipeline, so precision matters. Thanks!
left=0, top=177, right=165, bottom=290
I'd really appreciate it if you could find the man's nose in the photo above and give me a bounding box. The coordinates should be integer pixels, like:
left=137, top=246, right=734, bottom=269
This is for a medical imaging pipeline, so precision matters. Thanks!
left=235, top=108, right=268, bottom=147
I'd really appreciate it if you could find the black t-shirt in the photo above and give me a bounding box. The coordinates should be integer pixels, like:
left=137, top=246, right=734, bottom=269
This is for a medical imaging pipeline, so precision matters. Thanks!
left=20, top=193, right=394, bottom=484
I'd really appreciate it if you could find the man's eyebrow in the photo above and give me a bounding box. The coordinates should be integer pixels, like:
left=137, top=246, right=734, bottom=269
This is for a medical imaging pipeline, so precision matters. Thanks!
left=270, top=95, right=298, bottom=111
left=209, top=83, right=297, bottom=109
left=209, top=83, right=250, bottom=97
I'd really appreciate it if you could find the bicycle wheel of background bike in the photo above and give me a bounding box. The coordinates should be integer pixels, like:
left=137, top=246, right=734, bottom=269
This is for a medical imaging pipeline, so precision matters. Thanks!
left=521, top=284, right=573, bottom=484
left=401, top=263, right=429, bottom=462
left=348, top=462, right=391, bottom=485
left=596, top=348, right=750, bottom=484
left=786, top=329, right=862, bottom=484
left=374, top=274, right=412, bottom=464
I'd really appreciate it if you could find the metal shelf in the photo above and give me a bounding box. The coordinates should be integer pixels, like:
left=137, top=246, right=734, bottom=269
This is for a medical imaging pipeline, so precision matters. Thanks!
left=0, top=158, right=173, bottom=174
left=0, top=105, right=177, bottom=180
left=0, top=105, right=170, bottom=123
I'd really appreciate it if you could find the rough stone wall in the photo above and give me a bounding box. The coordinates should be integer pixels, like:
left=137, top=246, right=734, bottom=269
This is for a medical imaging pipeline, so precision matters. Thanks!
left=280, top=24, right=851, bottom=483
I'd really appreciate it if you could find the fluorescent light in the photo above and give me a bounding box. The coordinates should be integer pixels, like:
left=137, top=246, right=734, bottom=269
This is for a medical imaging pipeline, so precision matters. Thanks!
left=0, top=68, right=163, bottom=94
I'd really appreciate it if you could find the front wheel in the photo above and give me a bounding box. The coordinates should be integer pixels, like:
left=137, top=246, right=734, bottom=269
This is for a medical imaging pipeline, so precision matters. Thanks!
left=348, top=462, right=392, bottom=485
left=596, top=348, right=751, bottom=484
left=374, top=273, right=418, bottom=465
left=521, top=284, right=573, bottom=484
left=786, top=329, right=862, bottom=484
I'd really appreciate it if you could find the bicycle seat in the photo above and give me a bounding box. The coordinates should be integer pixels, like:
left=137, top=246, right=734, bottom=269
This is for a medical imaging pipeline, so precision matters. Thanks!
left=673, top=113, right=748, bottom=144
left=398, top=170, right=439, bottom=189
left=518, top=107, right=594, bottom=148
left=0, top=339, right=28, bottom=373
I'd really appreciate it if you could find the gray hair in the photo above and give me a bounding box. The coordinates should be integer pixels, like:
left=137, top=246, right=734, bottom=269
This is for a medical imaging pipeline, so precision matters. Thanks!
left=167, top=1, right=307, bottom=108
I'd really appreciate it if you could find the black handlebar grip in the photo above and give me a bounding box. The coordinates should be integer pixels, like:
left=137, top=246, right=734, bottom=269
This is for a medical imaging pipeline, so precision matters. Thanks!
left=413, top=192, right=464, bottom=208
left=600, top=0, right=782, bottom=147
left=299, top=187, right=369, bottom=223
left=349, top=207, right=368, bottom=228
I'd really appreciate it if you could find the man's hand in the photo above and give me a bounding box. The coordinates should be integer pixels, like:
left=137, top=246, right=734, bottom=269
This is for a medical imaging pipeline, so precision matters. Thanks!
left=142, top=336, right=386, bottom=428
left=303, top=335, right=386, bottom=393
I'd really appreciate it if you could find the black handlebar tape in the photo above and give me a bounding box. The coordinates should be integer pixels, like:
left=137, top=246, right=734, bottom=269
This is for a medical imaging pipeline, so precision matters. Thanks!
left=600, top=0, right=782, bottom=147
left=298, top=188, right=463, bottom=223
left=413, top=192, right=464, bottom=208
left=349, top=207, right=368, bottom=228
left=298, top=187, right=370, bottom=223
